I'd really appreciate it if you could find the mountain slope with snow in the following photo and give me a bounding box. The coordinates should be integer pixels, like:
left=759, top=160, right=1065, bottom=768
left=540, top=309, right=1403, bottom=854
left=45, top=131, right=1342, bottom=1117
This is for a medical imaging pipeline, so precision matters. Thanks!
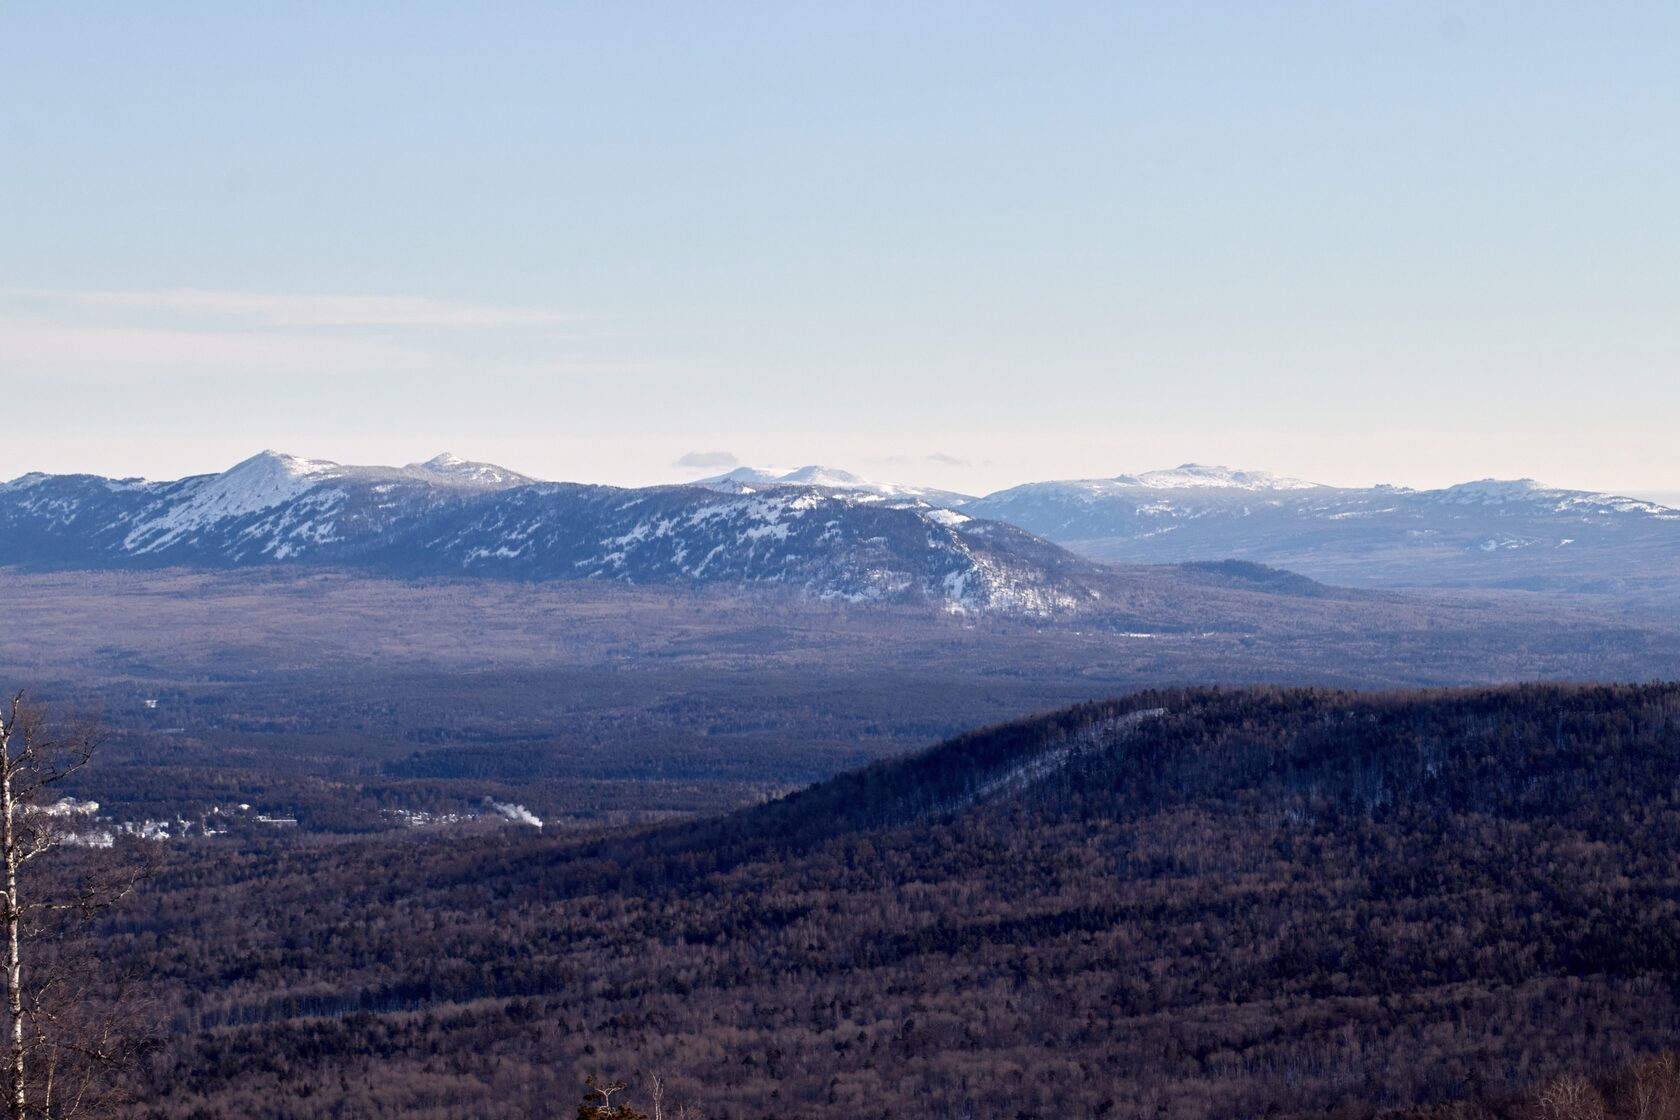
left=964, top=465, right=1680, bottom=606
left=0, top=453, right=1095, bottom=615
left=1, top=451, right=538, bottom=567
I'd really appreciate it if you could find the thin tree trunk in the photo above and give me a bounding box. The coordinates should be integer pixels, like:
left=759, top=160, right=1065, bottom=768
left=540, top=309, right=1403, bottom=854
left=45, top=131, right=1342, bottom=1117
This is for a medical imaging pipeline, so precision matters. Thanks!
left=2, top=751, right=24, bottom=1120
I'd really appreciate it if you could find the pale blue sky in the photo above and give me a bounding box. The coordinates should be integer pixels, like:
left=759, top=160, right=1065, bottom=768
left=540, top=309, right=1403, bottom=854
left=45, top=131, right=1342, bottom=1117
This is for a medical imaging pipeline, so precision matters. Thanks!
left=3, top=2, right=1676, bottom=494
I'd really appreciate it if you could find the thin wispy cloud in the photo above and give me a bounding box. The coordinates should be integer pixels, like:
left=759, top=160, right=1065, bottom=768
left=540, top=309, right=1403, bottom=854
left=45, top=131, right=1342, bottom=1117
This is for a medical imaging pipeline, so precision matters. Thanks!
left=9, top=288, right=584, bottom=330
left=0, top=314, right=419, bottom=380
left=0, top=287, right=633, bottom=385
left=675, top=451, right=739, bottom=471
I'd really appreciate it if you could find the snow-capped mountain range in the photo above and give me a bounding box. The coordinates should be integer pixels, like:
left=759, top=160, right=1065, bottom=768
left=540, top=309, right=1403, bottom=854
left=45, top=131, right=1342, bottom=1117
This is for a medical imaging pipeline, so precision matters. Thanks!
left=4, top=453, right=1677, bottom=612
left=679, top=459, right=1680, bottom=604
left=0, top=452, right=1095, bottom=615
left=961, top=464, right=1680, bottom=602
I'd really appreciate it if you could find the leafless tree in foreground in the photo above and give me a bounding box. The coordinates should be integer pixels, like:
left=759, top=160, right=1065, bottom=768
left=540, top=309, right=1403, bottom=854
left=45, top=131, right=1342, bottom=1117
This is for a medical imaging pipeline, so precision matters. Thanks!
left=645, top=1071, right=665, bottom=1120
left=1537, top=1071, right=1609, bottom=1120
left=1624, top=1053, right=1680, bottom=1120
left=578, top=1074, right=649, bottom=1119
left=0, top=693, right=149, bottom=1119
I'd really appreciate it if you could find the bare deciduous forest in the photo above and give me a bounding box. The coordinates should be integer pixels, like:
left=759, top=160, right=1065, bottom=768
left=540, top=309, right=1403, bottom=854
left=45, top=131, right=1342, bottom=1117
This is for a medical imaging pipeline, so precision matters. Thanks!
left=33, top=682, right=1680, bottom=1119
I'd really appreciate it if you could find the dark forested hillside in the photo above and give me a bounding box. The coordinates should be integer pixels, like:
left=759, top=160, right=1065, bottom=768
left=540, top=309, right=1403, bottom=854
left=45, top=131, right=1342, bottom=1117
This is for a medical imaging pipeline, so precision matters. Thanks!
left=75, top=683, right=1680, bottom=1119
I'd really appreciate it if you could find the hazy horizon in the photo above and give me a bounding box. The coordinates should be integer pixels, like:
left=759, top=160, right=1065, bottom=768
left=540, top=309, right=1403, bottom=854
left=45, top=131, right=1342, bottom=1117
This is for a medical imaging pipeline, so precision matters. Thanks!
left=4, top=442, right=1676, bottom=504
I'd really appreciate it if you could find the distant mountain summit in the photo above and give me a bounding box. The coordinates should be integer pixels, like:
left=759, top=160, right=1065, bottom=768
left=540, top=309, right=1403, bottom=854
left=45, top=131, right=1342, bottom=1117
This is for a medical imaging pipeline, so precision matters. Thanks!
left=403, top=452, right=536, bottom=490
left=1111, top=463, right=1324, bottom=491
left=694, top=464, right=973, bottom=509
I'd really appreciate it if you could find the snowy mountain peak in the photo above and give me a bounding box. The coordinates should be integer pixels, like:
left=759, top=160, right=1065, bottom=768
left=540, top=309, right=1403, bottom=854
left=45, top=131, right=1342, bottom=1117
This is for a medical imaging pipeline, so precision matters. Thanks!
left=238, top=450, right=340, bottom=481
left=424, top=452, right=468, bottom=468
left=121, top=451, right=342, bottom=555
left=696, top=466, right=794, bottom=486
left=1117, top=464, right=1324, bottom=491
left=405, top=452, right=534, bottom=489
left=777, top=465, right=869, bottom=487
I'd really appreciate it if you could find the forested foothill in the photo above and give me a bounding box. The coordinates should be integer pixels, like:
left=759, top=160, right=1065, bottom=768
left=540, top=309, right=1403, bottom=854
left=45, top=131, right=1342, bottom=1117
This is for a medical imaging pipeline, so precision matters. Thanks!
left=52, top=682, right=1680, bottom=1119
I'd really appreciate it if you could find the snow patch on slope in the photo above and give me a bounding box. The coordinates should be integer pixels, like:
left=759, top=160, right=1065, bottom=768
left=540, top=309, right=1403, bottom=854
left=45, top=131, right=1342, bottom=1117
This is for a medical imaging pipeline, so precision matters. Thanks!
left=936, top=707, right=1168, bottom=814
